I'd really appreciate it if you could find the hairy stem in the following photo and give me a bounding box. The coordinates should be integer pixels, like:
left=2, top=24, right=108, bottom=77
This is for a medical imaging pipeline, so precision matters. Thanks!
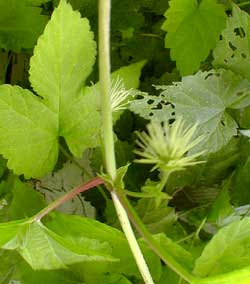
left=98, top=1, right=155, bottom=283
left=98, top=0, right=116, bottom=179
left=111, top=192, right=155, bottom=284
left=33, top=177, right=103, bottom=221
left=116, top=190, right=196, bottom=284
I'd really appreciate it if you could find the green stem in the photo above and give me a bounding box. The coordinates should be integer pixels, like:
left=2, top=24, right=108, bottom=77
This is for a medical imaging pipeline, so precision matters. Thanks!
left=98, top=1, right=155, bottom=283
left=98, top=0, right=116, bottom=180
left=136, top=33, right=162, bottom=39
left=116, top=190, right=196, bottom=284
left=238, top=1, right=250, bottom=7
left=111, top=191, right=155, bottom=284
left=159, top=170, right=171, bottom=192
left=124, top=190, right=156, bottom=198
left=33, top=177, right=103, bottom=221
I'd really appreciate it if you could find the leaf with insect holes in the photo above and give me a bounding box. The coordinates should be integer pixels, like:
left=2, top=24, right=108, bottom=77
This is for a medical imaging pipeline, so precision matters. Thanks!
left=162, top=0, right=226, bottom=75
left=130, top=69, right=250, bottom=153
left=213, top=5, right=250, bottom=80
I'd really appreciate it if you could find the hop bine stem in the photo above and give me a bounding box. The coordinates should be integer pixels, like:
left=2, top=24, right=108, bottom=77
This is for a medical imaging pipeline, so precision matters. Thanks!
left=98, top=0, right=155, bottom=283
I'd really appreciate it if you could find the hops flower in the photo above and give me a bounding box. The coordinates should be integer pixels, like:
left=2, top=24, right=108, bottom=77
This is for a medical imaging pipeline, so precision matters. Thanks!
left=134, top=118, right=205, bottom=172
left=110, top=77, right=138, bottom=112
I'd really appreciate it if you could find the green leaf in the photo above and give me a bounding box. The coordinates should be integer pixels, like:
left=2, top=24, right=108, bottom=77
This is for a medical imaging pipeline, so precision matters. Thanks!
left=0, top=250, right=21, bottom=284
left=37, top=159, right=95, bottom=217
left=207, top=179, right=233, bottom=226
left=155, top=234, right=194, bottom=271
left=0, top=217, right=116, bottom=271
left=59, top=92, right=101, bottom=157
left=194, top=217, right=250, bottom=277
left=100, top=274, right=132, bottom=284
left=29, top=0, right=99, bottom=157
left=129, top=92, right=173, bottom=122
left=21, top=263, right=84, bottom=284
left=111, top=60, right=146, bottom=90
left=213, top=5, right=250, bottom=79
left=195, top=267, right=250, bottom=284
left=18, top=221, right=115, bottom=270
left=136, top=199, right=177, bottom=235
left=156, top=69, right=250, bottom=153
left=232, top=156, right=250, bottom=205
left=162, top=0, right=226, bottom=75
left=46, top=212, right=162, bottom=280
left=0, top=85, right=58, bottom=178
left=0, top=219, right=29, bottom=249
left=0, top=156, right=6, bottom=179
left=0, top=1, right=100, bottom=177
left=10, top=179, right=46, bottom=220
left=0, top=0, right=48, bottom=51
left=157, top=266, right=188, bottom=284
left=30, top=0, right=96, bottom=111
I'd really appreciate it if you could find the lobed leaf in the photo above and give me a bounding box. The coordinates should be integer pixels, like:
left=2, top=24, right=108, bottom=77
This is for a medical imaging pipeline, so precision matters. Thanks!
left=130, top=69, right=250, bottom=153
left=19, top=221, right=115, bottom=270
left=162, top=0, right=226, bottom=75
left=0, top=218, right=116, bottom=270
left=0, top=85, right=58, bottom=178
left=194, top=217, right=250, bottom=277
left=29, top=0, right=96, bottom=112
left=213, top=5, right=250, bottom=79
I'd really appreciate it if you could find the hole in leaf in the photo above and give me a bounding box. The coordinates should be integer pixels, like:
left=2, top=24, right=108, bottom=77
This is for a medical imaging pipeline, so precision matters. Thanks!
left=149, top=112, right=153, bottom=116
left=221, top=120, right=225, bottom=126
left=205, top=73, right=214, bottom=80
left=229, top=42, right=237, bottom=51
left=171, top=112, right=175, bottom=116
left=153, top=103, right=162, bottom=109
left=147, top=99, right=154, bottom=105
left=241, top=53, right=247, bottom=58
left=234, top=27, right=246, bottom=38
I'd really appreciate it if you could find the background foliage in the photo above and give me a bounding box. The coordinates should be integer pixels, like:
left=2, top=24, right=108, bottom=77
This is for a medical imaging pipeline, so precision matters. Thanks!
left=1, top=0, right=250, bottom=284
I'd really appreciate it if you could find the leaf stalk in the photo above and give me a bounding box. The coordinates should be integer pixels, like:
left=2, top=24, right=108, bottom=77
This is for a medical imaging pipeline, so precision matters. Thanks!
left=33, top=177, right=103, bottom=221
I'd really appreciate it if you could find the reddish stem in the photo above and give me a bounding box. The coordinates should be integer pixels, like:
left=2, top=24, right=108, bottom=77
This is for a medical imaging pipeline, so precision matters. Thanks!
left=34, top=176, right=104, bottom=221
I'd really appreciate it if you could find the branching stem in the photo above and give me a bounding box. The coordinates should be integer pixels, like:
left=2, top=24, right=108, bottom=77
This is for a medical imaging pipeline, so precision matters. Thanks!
left=98, top=1, right=155, bottom=283
left=115, top=190, right=196, bottom=284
